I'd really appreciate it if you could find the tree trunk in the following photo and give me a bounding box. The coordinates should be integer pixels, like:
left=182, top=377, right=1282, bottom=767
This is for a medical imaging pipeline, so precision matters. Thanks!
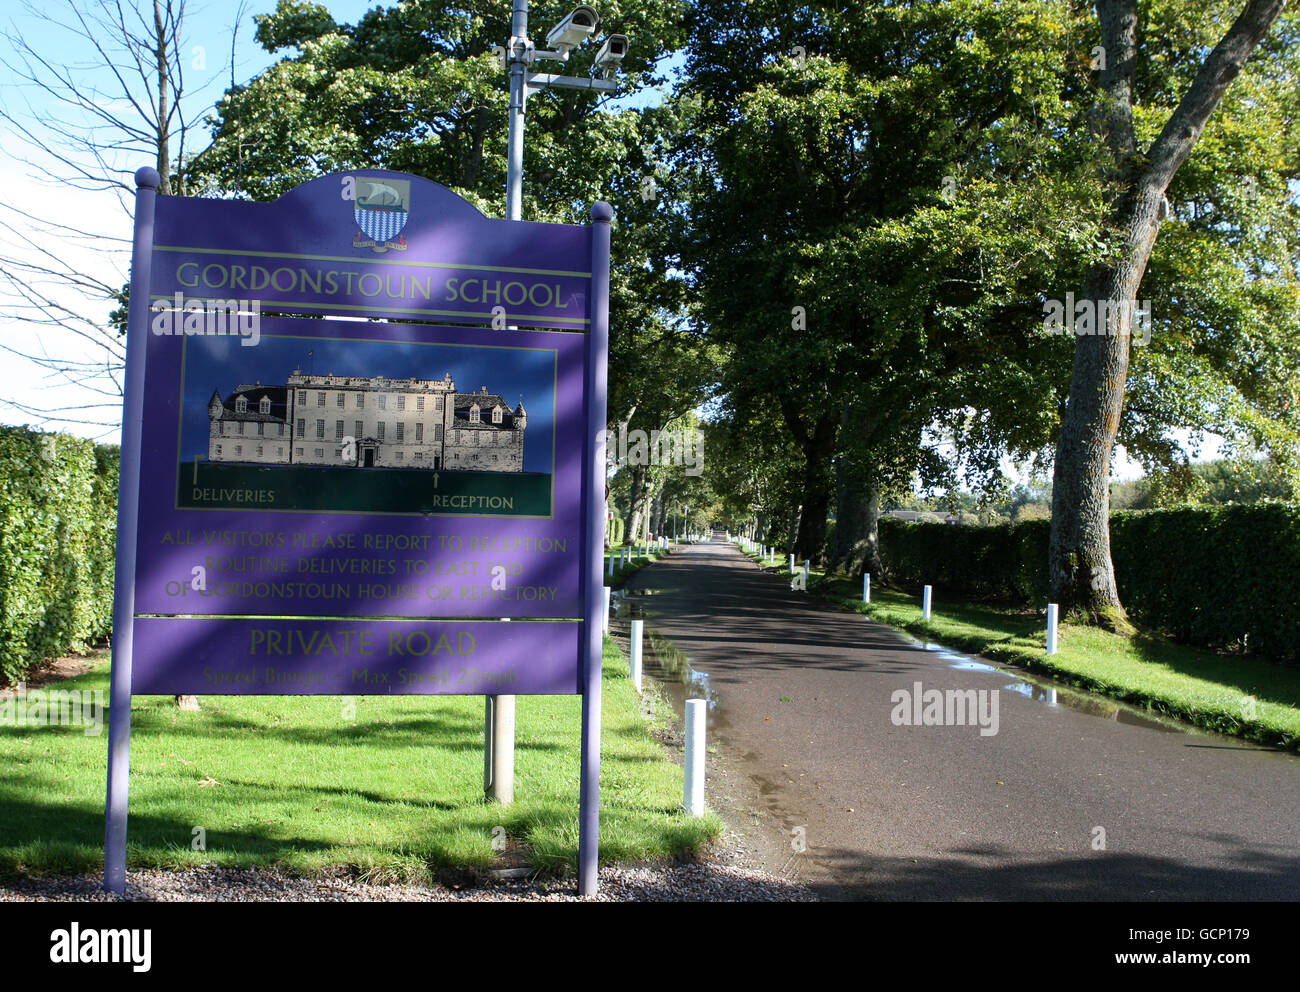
left=833, top=476, right=881, bottom=578
left=626, top=462, right=649, bottom=543
left=1048, top=0, right=1285, bottom=629
left=795, top=455, right=833, bottom=565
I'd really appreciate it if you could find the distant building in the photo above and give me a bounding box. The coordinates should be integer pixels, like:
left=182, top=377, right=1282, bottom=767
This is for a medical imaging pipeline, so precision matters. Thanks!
left=207, top=370, right=527, bottom=471
left=882, top=510, right=960, bottom=525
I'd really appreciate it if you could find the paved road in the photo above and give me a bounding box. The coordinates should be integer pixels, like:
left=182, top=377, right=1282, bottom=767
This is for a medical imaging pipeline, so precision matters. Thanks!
left=624, top=540, right=1300, bottom=900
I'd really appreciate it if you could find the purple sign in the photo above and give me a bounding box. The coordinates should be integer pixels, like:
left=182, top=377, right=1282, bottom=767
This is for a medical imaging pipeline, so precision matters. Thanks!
left=149, top=171, right=590, bottom=329
left=133, top=618, right=582, bottom=695
left=124, top=171, right=599, bottom=695
left=104, top=164, right=612, bottom=896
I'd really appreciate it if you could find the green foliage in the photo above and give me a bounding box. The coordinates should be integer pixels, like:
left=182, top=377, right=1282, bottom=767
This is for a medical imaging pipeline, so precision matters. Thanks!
left=878, top=516, right=1051, bottom=607
left=1110, top=505, right=1300, bottom=664
left=608, top=515, right=625, bottom=546
left=880, top=504, right=1300, bottom=663
left=0, top=428, right=117, bottom=685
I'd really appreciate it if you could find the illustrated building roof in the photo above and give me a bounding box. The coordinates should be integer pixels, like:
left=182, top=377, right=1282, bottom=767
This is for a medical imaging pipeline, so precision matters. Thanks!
left=452, top=390, right=520, bottom=428
left=219, top=384, right=289, bottom=422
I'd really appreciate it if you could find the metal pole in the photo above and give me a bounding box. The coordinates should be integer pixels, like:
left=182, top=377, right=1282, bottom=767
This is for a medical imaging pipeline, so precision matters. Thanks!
left=579, top=201, right=614, bottom=896
left=486, top=0, right=531, bottom=804
left=104, top=166, right=159, bottom=894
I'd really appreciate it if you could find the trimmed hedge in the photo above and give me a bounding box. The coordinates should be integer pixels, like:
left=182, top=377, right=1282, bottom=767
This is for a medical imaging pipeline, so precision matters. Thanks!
left=1110, top=505, right=1300, bottom=664
left=877, top=505, right=1300, bottom=664
left=0, top=428, right=118, bottom=685
left=877, top=517, right=1050, bottom=607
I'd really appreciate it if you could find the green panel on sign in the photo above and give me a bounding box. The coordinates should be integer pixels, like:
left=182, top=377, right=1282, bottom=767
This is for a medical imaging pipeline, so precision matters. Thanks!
left=180, top=461, right=554, bottom=517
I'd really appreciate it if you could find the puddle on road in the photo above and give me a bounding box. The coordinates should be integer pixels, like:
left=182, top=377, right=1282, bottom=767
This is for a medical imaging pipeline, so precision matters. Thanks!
left=616, top=592, right=722, bottom=732
left=900, top=633, right=1186, bottom=734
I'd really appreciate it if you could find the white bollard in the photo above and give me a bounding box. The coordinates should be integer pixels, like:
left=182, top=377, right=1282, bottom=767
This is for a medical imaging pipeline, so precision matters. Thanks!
left=684, top=698, right=706, bottom=816
left=1046, top=603, right=1059, bottom=655
left=788, top=554, right=795, bottom=574
left=922, top=585, right=932, bottom=620
left=608, top=552, right=614, bottom=577
left=603, top=587, right=611, bottom=634
left=629, top=619, right=643, bottom=693
left=863, top=572, right=870, bottom=604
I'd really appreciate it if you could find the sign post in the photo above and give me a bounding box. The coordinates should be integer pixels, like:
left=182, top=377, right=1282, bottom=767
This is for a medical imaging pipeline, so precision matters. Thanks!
left=104, top=169, right=611, bottom=895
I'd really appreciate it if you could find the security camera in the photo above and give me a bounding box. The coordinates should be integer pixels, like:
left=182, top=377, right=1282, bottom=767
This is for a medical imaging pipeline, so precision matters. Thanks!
left=547, top=5, right=602, bottom=56
left=594, top=33, right=628, bottom=71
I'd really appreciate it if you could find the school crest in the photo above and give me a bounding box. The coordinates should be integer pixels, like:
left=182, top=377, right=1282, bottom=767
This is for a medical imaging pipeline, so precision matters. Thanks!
left=353, top=178, right=410, bottom=253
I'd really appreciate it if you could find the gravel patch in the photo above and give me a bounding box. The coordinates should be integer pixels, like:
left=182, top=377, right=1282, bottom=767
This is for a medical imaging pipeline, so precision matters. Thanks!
left=1, top=858, right=818, bottom=902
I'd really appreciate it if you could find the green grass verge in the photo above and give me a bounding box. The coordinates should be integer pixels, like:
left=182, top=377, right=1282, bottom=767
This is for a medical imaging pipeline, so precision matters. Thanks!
left=0, top=635, right=723, bottom=883
left=738, top=548, right=1300, bottom=751
left=604, top=540, right=680, bottom=587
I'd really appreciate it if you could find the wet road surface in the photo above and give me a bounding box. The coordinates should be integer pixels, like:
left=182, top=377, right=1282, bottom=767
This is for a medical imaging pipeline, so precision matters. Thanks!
left=622, top=540, right=1300, bottom=900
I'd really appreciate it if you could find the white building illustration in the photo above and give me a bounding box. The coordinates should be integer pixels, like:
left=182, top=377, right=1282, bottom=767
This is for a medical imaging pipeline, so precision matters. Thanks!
left=207, top=370, right=527, bottom=471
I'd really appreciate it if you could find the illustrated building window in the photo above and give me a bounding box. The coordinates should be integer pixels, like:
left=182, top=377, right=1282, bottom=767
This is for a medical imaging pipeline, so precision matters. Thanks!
left=435, top=396, right=443, bottom=411
left=296, top=418, right=305, bottom=438
left=335, top=420, right=344, bottom=439
left=215, top=444, right=222, bottom=455
left=278, top=424, right=285, bottom=437
left=316, top=419, right=325, bottom=439
left=396, top=423, right=405, bottom=442
left=356, top=393, right=364, bottom=408
left=396, top=451, right=403, bottom=461
left=334, top=448, right=343, bottom=458
left=235, top=445, right=242, bottom=455
left=235, top=396, right=247, bottom=413
left=415, top=451, right=423, bottom=461
left=415, top=423, right=423, bottom=441
left=237, top=422, right=245, bottom=435
left=295, top=447, right=303, bottom=456
left=337, top=393, right=345, bottom=407
left=434, top=424, right=443, bottom=441
left=260, top=396, right=271, bottom=414
left=257, top=446, right=263, bottom=457
left=354, top=420, right=363, bottom=437
left=315, top=448, right=324, bottom=458
left=257, top=423, right=264, bottom=437
left=277, top=447, right=284, bottom=457
left=221, top=423, right=229, bottom=436
left=416, top=396, right=425, bottom=411
left=378, top=394, right=387, bottom=410
left=492, top=406, right=503, bottom=424
left=469, top=404, right=480, bottom=423
left=378, top=423, right=385, bottom=441
left=314, top=392, right=323, bottom=406
left=397, top=395, right=405, bottom=411
left=297, top=390, right=307, bottom=404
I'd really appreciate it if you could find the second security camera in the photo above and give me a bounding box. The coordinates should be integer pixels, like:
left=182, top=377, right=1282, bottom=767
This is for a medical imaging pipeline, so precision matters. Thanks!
left=594, top=34, right=628, bottom=70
